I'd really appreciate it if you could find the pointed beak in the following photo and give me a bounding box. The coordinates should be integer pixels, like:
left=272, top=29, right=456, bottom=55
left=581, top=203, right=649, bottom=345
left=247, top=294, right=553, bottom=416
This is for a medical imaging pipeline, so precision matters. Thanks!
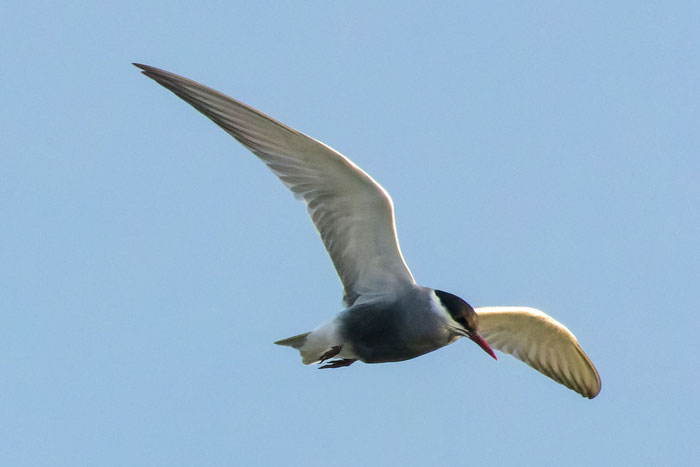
left=466, top=331, right=497, bottom=360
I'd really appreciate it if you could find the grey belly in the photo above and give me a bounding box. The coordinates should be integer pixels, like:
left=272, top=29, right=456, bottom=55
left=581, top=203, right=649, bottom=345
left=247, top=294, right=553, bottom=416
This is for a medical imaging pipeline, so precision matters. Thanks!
left=339, top=303, right=450, bottom=363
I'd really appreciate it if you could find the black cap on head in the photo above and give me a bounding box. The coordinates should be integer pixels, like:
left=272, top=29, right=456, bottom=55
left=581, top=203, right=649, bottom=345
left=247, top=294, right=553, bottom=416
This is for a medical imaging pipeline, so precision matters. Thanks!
left=435, top=289, right=497, bottom=360
left=434, top=289, right=479, bottom=332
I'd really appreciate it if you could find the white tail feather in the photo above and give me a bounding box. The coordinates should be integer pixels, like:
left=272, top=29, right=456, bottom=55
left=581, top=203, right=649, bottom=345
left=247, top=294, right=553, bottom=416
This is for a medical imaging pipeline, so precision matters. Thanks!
left=274, top=320, right=342, bottom=364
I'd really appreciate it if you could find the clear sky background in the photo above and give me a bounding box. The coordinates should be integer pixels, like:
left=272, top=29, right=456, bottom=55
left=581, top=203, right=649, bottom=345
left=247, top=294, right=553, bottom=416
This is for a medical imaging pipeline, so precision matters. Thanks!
left=2, top=2, right=698, bottom=466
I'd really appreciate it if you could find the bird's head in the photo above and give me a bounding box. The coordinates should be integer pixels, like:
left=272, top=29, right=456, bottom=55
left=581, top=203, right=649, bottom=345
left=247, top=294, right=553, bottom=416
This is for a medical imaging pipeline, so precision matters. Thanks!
left=434, top=290, right=497, bottom=360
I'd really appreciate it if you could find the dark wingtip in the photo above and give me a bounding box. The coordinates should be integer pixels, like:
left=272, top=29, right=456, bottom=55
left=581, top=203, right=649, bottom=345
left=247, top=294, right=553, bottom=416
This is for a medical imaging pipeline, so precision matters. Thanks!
left=586, top=382, right=602, bottom=399
left=133, top=63, right=158, bottom=78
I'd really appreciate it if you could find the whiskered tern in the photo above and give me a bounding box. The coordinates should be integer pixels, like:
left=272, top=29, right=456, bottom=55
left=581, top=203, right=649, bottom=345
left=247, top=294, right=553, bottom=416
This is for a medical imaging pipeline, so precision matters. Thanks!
left=135, top=64, right=601, bottom=399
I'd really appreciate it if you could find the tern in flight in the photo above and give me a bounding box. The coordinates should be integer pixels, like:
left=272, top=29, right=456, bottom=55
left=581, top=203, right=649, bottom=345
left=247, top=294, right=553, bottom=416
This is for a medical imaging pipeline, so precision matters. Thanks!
left=135, top=64, right=601, bottom=399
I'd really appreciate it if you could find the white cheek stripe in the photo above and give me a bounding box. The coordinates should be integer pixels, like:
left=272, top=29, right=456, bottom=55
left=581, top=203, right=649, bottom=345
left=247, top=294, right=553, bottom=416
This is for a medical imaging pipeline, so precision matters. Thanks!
left=430, top=290, right=455, bottom=323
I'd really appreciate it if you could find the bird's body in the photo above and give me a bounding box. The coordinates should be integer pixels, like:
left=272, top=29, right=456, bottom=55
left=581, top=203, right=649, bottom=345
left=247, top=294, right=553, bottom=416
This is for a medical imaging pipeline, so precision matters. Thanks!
left=338, top=288, right=454, bottom=363
left=136, top=63, right=602, bottom=398
left=292, top=286, right=461, bottom=366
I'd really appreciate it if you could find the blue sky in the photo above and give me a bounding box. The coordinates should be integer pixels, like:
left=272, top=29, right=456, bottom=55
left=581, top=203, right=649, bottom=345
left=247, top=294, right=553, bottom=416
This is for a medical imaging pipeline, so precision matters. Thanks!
left=2, top=2, right=698, bottom=466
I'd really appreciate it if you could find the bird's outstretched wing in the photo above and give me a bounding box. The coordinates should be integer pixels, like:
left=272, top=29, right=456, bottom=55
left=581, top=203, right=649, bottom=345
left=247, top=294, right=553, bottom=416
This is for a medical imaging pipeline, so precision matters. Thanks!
left=135, top=64, right=415, bottom=306
left=475, top=307, right=601, bottom=398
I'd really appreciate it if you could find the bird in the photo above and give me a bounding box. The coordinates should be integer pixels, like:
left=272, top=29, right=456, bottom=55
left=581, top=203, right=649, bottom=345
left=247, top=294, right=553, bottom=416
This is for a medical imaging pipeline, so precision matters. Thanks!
left=135, top=63, right=601, bottom=399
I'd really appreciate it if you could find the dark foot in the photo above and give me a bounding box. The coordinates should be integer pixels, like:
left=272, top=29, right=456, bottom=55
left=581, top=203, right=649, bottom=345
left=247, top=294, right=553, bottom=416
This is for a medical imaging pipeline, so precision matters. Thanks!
left=318, top=346, right=342, bottom=363
left=319, top=358, right=357, bottom=369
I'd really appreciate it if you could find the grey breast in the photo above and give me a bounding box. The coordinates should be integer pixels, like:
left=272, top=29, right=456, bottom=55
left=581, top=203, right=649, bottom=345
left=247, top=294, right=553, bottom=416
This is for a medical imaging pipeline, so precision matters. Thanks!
left=339, top=289, right=452, bottom=363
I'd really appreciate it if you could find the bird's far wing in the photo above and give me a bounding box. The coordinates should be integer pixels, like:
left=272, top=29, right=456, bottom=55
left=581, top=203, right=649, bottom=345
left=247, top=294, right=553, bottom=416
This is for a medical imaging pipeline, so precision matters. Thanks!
left=475, top=307, right=601, bottom=399
left=135, top=64, right=415, bottom=305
